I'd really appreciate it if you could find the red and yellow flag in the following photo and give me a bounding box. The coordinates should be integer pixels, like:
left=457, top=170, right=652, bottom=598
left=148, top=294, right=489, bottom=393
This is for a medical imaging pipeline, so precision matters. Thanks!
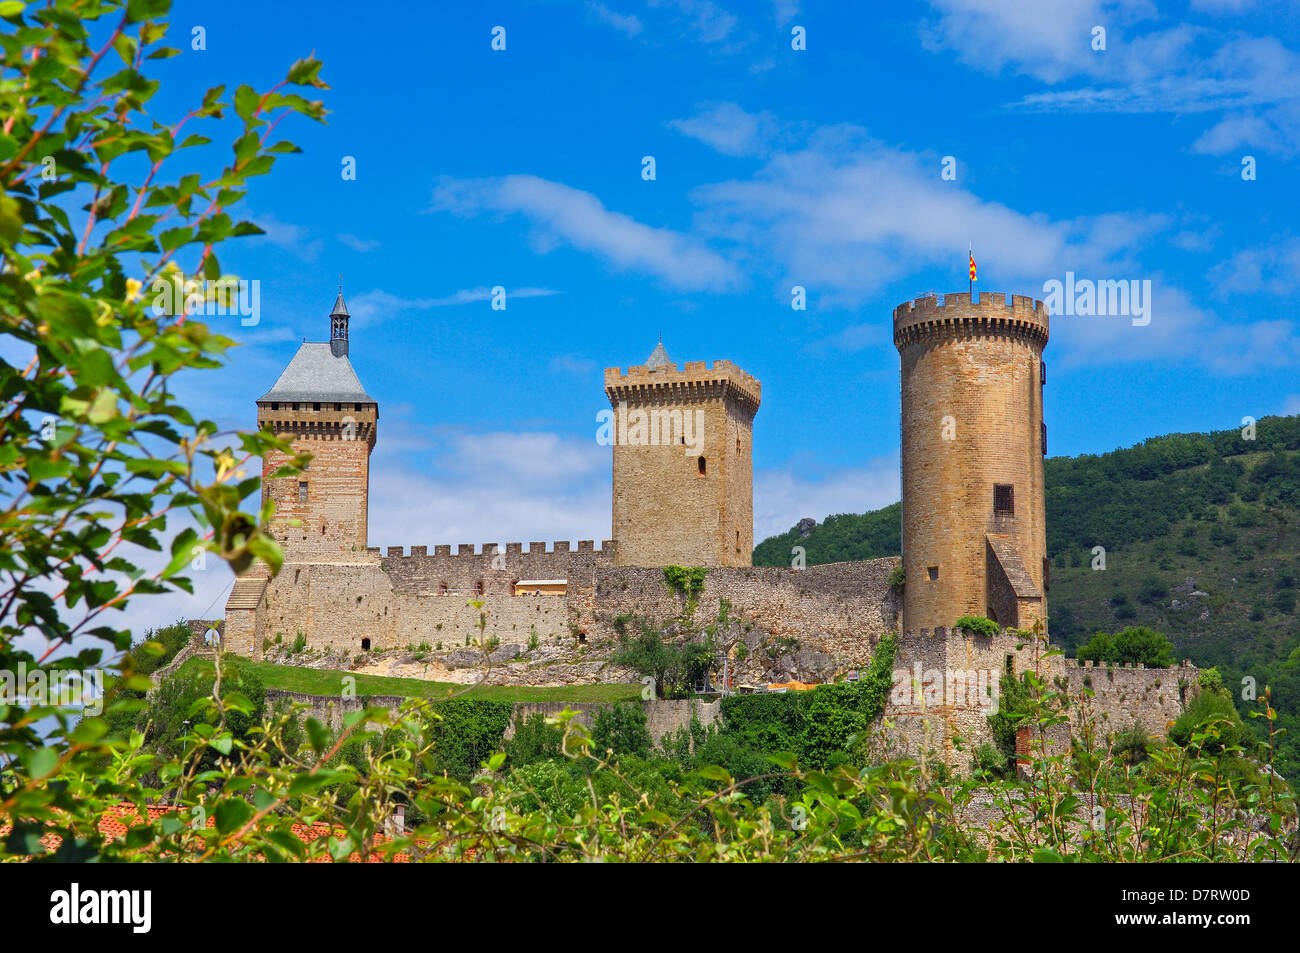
left=969, top=247, right=977, bottom=282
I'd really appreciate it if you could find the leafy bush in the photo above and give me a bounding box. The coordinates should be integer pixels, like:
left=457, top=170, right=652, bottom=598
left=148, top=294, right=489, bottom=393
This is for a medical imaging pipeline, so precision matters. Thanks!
left=423, top=700, right=514, bottom=781
left=504, top=712, right=564, bottom=767
left=954, top=615, right=999, bottom=638
left=591, top=703, right=651, bottom=758
left=1169, top=689, right=1251, bottom=754
left=1076, top=626, right=1176, bottom=668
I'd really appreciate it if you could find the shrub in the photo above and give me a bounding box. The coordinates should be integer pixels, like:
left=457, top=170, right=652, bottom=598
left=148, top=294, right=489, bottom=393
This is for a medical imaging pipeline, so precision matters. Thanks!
left=1113, top=724, right=1151, bottom=765
left=1076, top=626, right=1176, bottom=668
left=1168, top=690, right=1251, bottom=754
left=423, top=700, right=514, bottom=781
left=954, top=615, right=999, bottom=638
left=591, top=703, right=651, bottom=758
left=504, top=713, right=564, bottom=767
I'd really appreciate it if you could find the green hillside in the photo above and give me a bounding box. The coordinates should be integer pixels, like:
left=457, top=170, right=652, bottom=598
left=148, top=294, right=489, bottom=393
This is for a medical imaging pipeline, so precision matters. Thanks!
left=754, top=414, right=1300, bottom=777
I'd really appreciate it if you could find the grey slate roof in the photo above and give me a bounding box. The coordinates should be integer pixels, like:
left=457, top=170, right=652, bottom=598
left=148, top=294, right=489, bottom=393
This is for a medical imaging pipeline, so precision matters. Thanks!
left=330, top=292, right=349, bottom=317
left=257, top=343, right=375, bottom=403
left=646, top=339, right=673, bottom=370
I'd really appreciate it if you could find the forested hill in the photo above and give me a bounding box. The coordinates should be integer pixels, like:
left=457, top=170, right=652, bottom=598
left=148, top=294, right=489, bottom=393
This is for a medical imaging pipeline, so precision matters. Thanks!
left=754, top=414, right=1300, bottom=776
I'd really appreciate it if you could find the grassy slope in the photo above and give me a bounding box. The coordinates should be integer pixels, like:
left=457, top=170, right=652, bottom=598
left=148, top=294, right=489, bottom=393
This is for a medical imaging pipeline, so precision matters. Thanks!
left=178, top=657, right=641, bottom=704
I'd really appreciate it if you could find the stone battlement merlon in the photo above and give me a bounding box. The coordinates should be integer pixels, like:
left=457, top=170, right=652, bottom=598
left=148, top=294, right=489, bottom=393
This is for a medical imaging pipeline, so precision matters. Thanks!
left=892, top=291, right=1049, bottom=350
left=604, top=359, right=761, bottom=412
left=372, top=540, right=617, bottom=559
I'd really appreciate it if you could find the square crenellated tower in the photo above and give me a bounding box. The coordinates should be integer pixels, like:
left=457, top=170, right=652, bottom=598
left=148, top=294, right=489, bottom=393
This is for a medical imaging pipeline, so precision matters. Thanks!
left=255, top=289, right=377, bottom=559
left=604, top=340, right=760, bottom=567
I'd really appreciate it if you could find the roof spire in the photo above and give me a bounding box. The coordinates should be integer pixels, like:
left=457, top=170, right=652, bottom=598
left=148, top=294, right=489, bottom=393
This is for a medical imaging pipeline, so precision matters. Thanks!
left=330, top=281, right=350, bottom=357
left=646, top=336, right=672, bottom=370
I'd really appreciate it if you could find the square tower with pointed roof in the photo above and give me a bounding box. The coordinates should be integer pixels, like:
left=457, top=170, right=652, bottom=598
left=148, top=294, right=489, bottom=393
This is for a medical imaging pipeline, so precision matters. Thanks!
left=604, top=340, right=761, bottom=567
left=256, top=290, right=377, bottom=558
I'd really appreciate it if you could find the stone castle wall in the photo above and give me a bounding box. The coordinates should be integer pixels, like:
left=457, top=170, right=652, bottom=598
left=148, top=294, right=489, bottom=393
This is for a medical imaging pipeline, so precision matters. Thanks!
left=265, top=690, right=721, bottom=746
left=585, top=559, right=901, bottom=673
left=249, top=550, right=902, bottom=684
left=879, top=626, right=1200, bottom=769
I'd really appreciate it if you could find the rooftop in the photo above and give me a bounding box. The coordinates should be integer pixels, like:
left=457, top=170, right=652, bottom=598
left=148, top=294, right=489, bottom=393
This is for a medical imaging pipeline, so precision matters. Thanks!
left=258, top=342, right=374, bottom=404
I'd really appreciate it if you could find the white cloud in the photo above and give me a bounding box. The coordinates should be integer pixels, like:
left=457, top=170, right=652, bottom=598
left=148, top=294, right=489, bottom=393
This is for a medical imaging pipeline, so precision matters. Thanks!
left=587, top=1, right=643, bottom=36
left=250, top=212, right=323, bottom=261
left=1210, top=238, right=1300, bottom=295
left=669, top=102, right=784, bottom=157
left=646, top=0, right=739, bottom=45
left=550, top=354, right=599, bottom=376
left=338, top=233, right=380, bottom=252
left=367, top=429, right=611, bottom=548
left=754, top=456, right=900, bottom=542
left=430, top=174, right=742, bottom=291
left=346, top=285, right=559, bottom=328
left=922, top=2, right=1300, bottom=154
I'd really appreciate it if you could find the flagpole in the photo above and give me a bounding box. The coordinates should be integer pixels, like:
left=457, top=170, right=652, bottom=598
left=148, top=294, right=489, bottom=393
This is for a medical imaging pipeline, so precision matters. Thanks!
left=968, top=242, right=972, bottom=294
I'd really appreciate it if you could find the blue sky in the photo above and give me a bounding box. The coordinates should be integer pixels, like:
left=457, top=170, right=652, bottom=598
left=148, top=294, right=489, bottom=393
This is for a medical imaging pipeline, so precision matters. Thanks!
left=104, top=0, right=1300, bottom=630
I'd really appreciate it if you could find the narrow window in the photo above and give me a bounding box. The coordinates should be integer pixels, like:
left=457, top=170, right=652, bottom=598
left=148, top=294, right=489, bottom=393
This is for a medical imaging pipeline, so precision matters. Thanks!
left=361, top=637, right=371, bottom=651
left=272, top=402, right=279, bottom=410
left=1040, top=360, right=1047, bottom=385
left=1041, top=422, right=1047, bottom=456
left=335, top=402, right=342, bottom=411
left=736, top=529, right=741, bottom=553
left=736, top=437, right=741, bottom=453
left=313, top=402, right=321, bottom=411
left=1004, top=653, right=1014, bottom=675
left=697, top=456, right=706, bottom=476
left=994, top=484, right=1014, bottom=516
left=927, top=566, right=938, bottom=581
left=298, top=481, right=308, bottom=503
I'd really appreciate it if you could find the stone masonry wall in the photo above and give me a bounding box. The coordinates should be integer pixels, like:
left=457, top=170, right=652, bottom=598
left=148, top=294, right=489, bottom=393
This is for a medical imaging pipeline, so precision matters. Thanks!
left=879, top=625, right=1199, bottom=770
left=264, top=690, right=720, bottom=746
left=582, top=558, right=902, bottom=678
left=1063, top=659, right=1199, bottom=737
left=246, top=552, right=902, bottom=685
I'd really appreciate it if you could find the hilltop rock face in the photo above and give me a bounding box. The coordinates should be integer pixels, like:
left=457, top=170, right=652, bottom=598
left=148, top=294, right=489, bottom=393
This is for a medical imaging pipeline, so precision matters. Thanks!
left=796, top=517, right=817, bottom=538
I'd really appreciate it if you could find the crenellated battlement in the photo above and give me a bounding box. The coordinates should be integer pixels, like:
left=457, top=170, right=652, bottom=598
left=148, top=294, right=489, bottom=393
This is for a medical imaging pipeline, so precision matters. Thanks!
left=366, top=540, right=617, bottom=559
left=604, top=359, right=761, bottom=413
left=893, top=291, right=1049, bottom=350
left=1062, top=658, right=1196, bottom=670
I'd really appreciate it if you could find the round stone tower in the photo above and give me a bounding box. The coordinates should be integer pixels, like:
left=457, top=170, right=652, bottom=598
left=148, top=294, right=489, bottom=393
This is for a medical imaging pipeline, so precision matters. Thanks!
left=893, top=291, right=1049, bottom=634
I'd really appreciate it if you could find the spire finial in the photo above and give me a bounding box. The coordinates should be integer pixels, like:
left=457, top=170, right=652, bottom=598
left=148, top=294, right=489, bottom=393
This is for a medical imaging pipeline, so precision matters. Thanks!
left=330, top=281, right=350, bottom=356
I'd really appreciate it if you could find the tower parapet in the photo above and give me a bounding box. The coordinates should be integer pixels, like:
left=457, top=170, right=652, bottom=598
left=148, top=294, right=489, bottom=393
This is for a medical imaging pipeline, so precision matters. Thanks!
left=893, top=291, right=1049, bottom=349
left=604, top=359, right=761, bottom=415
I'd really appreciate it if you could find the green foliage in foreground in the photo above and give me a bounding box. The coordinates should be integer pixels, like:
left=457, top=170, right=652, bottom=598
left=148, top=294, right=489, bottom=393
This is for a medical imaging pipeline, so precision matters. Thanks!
left=19, top=646, right=1294, bottom=862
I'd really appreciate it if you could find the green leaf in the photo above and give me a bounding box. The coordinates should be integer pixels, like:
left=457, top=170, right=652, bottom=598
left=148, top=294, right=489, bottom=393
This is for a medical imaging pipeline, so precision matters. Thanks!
left=306, top=717, right=330, bottom=755
left=0, top=193, right=22, bottom=244
left=126, top=0, right=170, bottom=22
left=233, top=85, right=260, bottom=120
left=214, top=798, right=254, bottom=834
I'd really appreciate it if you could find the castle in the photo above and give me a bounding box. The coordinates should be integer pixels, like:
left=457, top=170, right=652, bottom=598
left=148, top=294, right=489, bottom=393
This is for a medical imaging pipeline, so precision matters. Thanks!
left=223, top=287, right=1197, bottom=764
